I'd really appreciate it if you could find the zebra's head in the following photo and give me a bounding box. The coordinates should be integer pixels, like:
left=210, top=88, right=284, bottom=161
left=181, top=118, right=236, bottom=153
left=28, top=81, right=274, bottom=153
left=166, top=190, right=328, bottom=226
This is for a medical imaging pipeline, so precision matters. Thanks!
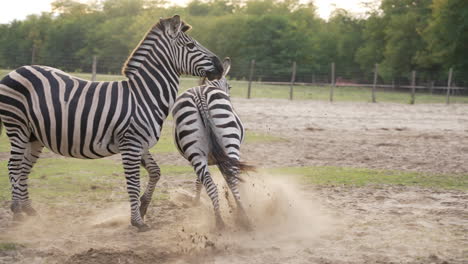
left=202, top=57, right=232, bottom=94
left=158, top=15, right=223, bottom=80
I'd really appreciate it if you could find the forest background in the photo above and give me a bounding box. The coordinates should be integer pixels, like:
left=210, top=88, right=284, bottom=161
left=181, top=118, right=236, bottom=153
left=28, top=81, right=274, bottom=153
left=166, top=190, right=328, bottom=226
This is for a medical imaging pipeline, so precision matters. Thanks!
left=0, top=0, right=466, bottom=85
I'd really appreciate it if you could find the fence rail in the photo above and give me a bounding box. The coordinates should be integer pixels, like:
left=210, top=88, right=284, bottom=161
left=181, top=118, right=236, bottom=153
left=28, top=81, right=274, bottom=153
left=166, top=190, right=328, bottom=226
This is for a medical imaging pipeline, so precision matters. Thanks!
left=246, top=81, right=466, bottom=90
left=241, top=60, right=467, bottom=104
left=1, top=54, right=467, bottom=104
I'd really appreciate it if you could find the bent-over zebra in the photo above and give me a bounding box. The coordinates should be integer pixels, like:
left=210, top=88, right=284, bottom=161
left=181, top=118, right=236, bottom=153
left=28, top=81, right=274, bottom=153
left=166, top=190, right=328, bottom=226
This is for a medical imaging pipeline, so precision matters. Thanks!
left=0, top=15, right=223, bottom=232
left=172, top=58, right=253, bottom=229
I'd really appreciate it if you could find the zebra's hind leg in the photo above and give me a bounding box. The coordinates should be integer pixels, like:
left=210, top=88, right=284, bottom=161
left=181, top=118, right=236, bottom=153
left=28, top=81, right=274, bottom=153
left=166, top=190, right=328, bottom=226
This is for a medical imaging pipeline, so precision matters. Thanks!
left=192, top=160, right=224, bottom=229
left=9, top=138, right=43, bottom=221
left=227, top=176, right=252, bottom=230
left=120, top=147, right=149, bottom=232
left=193, top=178, right=202, bottom=205
left=139, top=150, right=161, bottom=219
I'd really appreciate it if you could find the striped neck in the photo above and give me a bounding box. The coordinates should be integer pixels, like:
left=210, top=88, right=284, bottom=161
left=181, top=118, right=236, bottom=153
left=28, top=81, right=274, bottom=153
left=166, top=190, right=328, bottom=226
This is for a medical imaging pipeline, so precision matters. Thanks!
left=123, top=26, right=177, bottom=77
left=124, top=27, right=180, bottom=121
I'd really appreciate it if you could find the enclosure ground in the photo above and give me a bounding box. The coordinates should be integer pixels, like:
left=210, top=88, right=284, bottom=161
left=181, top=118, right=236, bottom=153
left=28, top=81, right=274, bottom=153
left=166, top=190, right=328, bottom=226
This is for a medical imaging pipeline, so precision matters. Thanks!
left=0, top=99, right=467, bottom=263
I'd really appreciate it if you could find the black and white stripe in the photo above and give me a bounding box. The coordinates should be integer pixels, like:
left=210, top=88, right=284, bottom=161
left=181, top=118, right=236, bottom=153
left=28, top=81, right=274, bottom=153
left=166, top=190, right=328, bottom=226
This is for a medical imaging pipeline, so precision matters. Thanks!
left=0, top=15, right=223, bottom=232
left=172, top=58, right=253, bottom=229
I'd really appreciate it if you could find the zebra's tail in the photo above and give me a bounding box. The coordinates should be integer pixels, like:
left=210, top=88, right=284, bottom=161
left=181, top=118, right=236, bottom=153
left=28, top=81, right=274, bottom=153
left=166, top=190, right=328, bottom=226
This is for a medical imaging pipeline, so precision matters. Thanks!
left=207, top=126, right=255, bottom=182
left=200, top=103, right=255, bottom=182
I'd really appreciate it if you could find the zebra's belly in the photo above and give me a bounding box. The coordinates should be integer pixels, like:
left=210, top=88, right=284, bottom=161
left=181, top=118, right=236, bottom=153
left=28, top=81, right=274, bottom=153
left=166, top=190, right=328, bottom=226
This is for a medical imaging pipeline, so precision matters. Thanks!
left=39, top=132, right=120, bottom=159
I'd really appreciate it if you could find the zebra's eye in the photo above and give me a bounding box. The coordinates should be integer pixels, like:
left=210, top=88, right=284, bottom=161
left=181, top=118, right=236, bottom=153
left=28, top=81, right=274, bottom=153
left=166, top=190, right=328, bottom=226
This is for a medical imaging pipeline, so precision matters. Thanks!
left=186, top=42, right=195, bottom=49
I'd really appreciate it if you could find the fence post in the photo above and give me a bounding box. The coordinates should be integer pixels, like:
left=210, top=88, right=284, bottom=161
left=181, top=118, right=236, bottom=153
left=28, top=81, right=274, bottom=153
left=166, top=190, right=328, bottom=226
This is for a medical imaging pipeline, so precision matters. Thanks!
left=91, top=55, right=97, bottom=82
left=446, top=68, right=453, bottom=105
left=247, top=59, right=255, bottom=99
left=429, top=80, right=434, bottom=95
left=330, top=62, right=335, bottom=102
left=289, top=61, right=296, bottom=100
left=311, top=73, right=316, bottom=85
left=410, top=70, right=416, bottom=104
left=372, top=63, right=378, bottom=103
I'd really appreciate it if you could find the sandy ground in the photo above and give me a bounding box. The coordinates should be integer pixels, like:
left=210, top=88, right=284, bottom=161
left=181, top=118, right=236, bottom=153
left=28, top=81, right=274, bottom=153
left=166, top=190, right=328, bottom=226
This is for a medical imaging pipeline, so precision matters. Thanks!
left=234, top=99, right=468, bottom=174
left=0, top=99, right=467, bottom=264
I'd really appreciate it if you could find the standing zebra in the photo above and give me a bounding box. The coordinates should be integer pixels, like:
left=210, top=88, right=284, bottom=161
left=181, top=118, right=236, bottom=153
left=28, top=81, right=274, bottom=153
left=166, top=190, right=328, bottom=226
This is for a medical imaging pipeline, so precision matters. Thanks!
left=172, top=58, right=253, bottom=229
left=0, top=15, right=223, bottom=232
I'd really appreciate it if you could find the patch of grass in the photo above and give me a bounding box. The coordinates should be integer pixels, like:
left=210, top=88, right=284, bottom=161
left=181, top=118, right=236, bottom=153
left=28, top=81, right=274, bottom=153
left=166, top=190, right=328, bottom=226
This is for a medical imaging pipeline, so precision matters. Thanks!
left=0, top=242, right=20, bottom=251
left=225, top=81, right=468, bottom=104
left=244, top=131, right=285, bottom=143
left=0, top=157, right=193, bottom=203
left=160, top=164, right=193, bottom=175
left=0, top=133, right=10, bottom=153
left=149, top=125, right=177, bottom=154
left=0, top=158, right=121, bottom=202
left=0, top=69, right=12, bottom=79
left=267, top=166, right=468, bottom=190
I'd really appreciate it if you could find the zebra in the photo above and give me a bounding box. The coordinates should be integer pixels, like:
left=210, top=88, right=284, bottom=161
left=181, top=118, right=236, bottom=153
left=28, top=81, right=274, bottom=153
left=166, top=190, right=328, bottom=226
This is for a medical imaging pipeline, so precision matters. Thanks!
left=0, top=15, right=223, bottom=232
left=172, top=57, right=253, bottom=229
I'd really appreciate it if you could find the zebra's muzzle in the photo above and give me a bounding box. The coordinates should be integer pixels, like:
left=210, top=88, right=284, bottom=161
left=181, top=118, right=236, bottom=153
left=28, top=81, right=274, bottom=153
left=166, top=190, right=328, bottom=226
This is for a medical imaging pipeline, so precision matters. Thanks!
left=206, top=56, right=223, bottom=80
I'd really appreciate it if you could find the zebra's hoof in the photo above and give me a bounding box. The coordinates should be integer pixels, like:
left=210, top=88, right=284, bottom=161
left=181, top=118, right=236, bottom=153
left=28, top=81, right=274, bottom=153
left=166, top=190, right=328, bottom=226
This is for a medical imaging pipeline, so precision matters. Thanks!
left=23, top=207, right=38, bottom=216
left=215, top=218, right=225, bottom=230
left=131, top=219, right=151, bottom=232
left=137, top=224, right=151, bottom=232
left=238, top=218, right=253, bottom=231
left=12, top=213, right=25, bottom=222
left=191, top=197, right=201, bottom=206
left=139, top=205, right=149, bottom=220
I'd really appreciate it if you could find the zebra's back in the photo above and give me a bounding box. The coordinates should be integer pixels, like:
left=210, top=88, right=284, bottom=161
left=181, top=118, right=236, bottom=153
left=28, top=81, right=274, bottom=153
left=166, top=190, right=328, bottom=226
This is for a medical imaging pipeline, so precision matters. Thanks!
left=172, top=85, right=244, bottom=164
left=0, top=65, right=133, bottom=158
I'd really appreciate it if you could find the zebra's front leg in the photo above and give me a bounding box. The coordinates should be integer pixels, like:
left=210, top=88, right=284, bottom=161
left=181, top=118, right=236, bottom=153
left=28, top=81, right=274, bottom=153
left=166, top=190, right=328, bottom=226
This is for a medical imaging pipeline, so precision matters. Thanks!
left=9, top=142, right=27, bottom=222
left=140, top=150, right=161, bottom=219
left=120, top=149, right=149, bottom=232
left=9, top=139, right=43, bottom=221
left=19, top=140, right=44, bottom=217
left=227, top=176, right=252, bottom=230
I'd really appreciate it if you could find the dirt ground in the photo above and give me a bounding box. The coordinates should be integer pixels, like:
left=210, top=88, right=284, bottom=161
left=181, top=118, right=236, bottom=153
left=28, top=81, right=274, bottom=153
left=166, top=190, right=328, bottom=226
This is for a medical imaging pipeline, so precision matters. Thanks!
left=0, top=99, right=467, bottom=264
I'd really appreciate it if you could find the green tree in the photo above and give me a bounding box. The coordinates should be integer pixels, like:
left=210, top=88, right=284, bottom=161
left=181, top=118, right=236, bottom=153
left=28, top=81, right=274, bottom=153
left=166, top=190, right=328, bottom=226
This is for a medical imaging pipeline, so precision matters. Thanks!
left=420, top=0, right=468, bottom=73
left=1, top=0, right=465, bottom=84
left=355, top=12, right=386, bottom=72
left=379, top=0, right=432, bottom=80
left=319, top=9, right=364, bottom=79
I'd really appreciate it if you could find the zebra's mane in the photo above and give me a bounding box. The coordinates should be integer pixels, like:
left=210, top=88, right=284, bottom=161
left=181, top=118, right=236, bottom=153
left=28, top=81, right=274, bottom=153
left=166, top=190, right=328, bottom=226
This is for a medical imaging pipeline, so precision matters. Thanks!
left=122, top=19, right=192, bottom=77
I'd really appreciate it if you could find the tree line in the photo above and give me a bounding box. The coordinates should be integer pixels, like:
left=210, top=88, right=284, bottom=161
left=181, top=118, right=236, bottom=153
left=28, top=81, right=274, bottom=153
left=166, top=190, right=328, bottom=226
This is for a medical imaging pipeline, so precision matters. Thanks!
left=0, top=0, right=466, bottom=84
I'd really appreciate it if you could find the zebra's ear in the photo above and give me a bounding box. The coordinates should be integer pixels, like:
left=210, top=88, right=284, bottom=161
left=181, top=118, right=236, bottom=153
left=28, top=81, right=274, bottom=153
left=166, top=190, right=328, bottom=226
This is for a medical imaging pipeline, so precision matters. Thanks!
left=161, top=15, right=183, bottom=39
left=181, top=23, right=192, bottom=32
left=222, top=57, right=231, bottom=77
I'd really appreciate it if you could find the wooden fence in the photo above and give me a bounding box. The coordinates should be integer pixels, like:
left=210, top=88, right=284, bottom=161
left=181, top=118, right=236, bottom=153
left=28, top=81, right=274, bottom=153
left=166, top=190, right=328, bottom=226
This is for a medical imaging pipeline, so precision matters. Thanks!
left=245, top=61, right=463, bottom=104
